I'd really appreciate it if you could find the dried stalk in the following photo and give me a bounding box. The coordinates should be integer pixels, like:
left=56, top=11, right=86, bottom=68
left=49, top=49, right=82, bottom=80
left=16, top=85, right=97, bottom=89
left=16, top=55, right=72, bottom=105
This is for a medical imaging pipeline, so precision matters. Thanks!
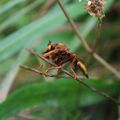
left=20, top=65, right=70, bottom=79
left=57, top=0, right=120, bottom=80
left=93, top=19, right=102, bottom=51
left=88, top=19, right=102, bottom=64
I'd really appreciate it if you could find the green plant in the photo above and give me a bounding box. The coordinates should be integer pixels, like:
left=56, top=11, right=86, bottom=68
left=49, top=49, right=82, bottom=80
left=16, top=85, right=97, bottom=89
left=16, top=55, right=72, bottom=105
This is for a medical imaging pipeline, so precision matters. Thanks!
left=0, top=0, right=120, bottom=120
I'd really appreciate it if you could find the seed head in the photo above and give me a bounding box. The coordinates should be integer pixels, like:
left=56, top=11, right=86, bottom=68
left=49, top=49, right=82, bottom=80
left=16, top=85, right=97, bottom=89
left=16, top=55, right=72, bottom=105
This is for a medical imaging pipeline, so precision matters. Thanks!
left=84, top=0, right=105, bottom=19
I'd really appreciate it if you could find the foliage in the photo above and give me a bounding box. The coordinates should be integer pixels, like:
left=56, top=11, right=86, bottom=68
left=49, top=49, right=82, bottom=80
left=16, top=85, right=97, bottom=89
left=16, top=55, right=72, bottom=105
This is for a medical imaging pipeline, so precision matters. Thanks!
left=0, top=0, right=120, bottom=120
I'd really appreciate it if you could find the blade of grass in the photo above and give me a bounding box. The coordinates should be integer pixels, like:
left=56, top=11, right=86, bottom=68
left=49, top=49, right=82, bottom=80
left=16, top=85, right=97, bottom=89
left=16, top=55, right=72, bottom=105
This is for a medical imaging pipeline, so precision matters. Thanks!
left=0, top=0, right=26, bottom=15
left=0, top=32, right=42, bottom=102
left=0, top=47, right=30, bottom=103
left=0, top=79, right=119, bottom=119
left=0, top=0, right=46, bottom=33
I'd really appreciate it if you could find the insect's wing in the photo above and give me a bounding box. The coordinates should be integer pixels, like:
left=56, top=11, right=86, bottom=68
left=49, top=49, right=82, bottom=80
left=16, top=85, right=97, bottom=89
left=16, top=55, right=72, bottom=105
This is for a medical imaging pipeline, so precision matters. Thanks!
left=77, top=61, right=88, bottom=78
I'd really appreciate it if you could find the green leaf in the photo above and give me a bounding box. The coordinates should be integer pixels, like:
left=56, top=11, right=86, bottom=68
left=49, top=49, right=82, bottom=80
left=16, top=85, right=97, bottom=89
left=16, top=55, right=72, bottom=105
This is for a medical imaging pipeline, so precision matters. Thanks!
left=0, top=79, right=119, bottom=120
left=0, top=0, right=45, bottom=33
left=0, top=0, right=26, bottom=15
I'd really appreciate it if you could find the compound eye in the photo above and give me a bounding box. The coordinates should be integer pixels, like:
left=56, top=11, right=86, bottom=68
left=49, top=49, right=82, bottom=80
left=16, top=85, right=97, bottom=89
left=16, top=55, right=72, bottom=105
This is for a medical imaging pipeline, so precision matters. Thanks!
left=45, top=42, right=56, bottom=52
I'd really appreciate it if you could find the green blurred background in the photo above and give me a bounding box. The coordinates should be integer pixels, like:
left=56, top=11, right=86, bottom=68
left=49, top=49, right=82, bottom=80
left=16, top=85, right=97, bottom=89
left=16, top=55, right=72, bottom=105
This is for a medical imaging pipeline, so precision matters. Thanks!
left=0, top=0, right=120, bottom=120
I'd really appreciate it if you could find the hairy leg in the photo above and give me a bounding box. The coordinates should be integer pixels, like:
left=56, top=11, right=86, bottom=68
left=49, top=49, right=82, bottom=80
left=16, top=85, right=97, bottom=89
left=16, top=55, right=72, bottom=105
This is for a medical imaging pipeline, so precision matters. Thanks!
left=43, top=66, right=62, bottom=76
left=35, top=63, right=44, bottom=72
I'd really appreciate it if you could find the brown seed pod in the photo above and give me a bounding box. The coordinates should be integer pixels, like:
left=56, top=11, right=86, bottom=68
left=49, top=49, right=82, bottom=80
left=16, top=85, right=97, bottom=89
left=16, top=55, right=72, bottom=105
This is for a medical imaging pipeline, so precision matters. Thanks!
left=84, top=0, right=105, bottom=19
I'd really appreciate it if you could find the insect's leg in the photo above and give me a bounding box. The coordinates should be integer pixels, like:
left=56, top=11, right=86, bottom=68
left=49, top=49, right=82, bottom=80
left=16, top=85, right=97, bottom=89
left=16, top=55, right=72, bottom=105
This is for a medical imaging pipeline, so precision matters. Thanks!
left=69, top=57, right=78, bottom=79
left=38, top=63, right=44, bottom=69
left=43, top=66, right=62, bottom=76
left=42, top=49, right=60, bottom=59
left=56, top=65, right=63, bottom=77
left=34, top=63, right=44, bottom=72
left=42, top=50, right=55, bottom=58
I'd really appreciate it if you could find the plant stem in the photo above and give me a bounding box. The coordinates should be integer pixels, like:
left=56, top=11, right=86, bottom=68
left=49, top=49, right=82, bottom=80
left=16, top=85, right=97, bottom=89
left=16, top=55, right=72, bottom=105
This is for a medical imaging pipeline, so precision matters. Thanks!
left=93, top=19, right=102, bottom=51
left=57, top=0, right=120, bottom=80
left=20, top=65, right=70, bottom=78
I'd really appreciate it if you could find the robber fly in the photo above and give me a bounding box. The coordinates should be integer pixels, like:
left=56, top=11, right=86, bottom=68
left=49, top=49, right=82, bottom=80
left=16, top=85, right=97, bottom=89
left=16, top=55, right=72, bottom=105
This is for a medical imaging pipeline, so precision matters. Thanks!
left=41, top=41, right=88, bottom=79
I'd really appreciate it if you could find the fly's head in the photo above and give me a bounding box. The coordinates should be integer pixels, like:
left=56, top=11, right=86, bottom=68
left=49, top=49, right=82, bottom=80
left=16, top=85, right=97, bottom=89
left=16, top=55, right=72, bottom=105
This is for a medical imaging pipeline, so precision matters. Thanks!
left=45, top=40, right=56, bottom=53
left=45, top=41, right=69, bottom=53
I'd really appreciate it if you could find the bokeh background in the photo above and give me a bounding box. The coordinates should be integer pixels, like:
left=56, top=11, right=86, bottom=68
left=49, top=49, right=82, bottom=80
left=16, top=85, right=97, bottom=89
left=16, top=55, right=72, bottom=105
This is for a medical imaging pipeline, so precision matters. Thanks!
left=0, top=0, right=120, bottom=120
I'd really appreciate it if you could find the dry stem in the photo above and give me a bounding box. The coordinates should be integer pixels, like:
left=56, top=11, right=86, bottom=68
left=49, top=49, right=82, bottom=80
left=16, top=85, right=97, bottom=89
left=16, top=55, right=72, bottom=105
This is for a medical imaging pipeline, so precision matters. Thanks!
left=93, top=18, right=102, bottom=52
left=20, top=65, right=70, bottom=79
left=57, top=0, right=120, bottom=80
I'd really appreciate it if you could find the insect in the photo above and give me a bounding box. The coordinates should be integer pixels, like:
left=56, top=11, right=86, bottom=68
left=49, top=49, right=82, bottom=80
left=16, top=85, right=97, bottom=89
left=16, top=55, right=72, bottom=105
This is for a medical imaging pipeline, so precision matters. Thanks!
left=41, top=41, right=88, bottom=79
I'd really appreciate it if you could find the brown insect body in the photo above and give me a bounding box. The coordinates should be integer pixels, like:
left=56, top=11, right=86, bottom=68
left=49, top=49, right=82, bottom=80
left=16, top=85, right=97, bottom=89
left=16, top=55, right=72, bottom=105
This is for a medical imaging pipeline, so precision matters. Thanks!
left=42, top=41, right=88, bottom=78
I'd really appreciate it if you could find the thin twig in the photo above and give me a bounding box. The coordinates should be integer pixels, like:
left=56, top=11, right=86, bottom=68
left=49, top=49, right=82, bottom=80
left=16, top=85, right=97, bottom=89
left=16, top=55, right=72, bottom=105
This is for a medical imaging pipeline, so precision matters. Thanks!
left=26, top=48, right=120, bottom=105
left=20, top=65, right=70, bottom=79
left=88, top=19, right=102, bottom=65
left=57, top=0, right=120, bottom=80
left=93, top=19, right=102, bottom=51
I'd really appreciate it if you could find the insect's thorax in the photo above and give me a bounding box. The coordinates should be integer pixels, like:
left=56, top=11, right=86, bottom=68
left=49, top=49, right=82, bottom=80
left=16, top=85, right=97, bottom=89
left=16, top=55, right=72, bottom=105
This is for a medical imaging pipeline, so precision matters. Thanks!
left=51, top=50, right=74, bottom=66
